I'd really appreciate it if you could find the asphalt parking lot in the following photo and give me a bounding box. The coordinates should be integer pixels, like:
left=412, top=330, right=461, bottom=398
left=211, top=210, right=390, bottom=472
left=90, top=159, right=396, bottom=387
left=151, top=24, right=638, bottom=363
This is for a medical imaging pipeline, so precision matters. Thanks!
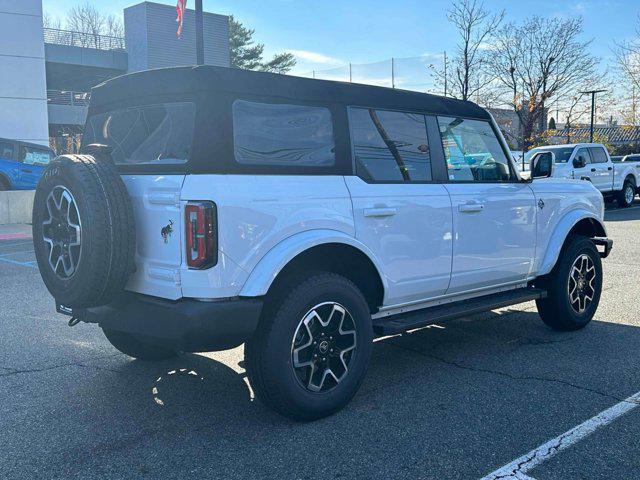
left=2, top=205, right=640, bottom=480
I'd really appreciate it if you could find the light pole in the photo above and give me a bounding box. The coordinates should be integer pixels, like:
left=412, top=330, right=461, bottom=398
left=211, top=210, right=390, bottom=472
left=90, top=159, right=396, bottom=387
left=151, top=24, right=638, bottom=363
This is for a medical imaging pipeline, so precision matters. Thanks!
left=195, top=0, right=204, bottom=65
left=579, top=89, right=607, bottom=143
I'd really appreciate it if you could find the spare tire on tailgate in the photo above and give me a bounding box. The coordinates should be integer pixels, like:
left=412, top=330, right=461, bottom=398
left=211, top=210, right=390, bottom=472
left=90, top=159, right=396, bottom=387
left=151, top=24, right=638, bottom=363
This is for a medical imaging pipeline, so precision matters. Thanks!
left=32, top=154, right=136, bottom=308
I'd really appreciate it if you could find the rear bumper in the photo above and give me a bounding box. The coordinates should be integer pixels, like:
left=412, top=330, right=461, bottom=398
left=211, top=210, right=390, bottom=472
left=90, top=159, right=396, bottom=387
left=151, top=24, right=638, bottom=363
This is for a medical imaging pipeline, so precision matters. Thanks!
left=64, top=293, right=263, bottom=352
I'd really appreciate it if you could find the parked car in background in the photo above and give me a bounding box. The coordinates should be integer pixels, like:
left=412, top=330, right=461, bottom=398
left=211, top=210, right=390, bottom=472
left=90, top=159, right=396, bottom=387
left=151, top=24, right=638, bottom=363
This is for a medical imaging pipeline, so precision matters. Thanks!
left=0, top=138, right=55, bottom=191
left=525, top=143, right=640, bottom=207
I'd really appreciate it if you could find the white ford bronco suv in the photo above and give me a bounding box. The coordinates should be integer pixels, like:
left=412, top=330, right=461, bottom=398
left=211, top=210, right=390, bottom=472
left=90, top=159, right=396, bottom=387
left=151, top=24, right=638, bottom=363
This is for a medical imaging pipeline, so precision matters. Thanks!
left=32, top=66, right=612, bottom=421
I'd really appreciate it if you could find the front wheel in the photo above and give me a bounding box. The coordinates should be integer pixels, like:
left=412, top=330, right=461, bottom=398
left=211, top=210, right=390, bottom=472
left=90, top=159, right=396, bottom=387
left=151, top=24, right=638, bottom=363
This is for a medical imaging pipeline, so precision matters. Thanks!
left=536, top=235, right=602, bottom=331
left=245, top=273, right=373, bottom=421
left=617, top=179, right=636, bottom=208
left=102, top=328, right=177, bottom=361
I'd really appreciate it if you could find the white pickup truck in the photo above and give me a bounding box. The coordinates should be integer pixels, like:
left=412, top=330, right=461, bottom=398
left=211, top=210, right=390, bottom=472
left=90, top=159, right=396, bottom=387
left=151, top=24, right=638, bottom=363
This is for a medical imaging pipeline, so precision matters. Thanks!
left=525, top=143, right=640, bottom=207
left=31, top=66, right=613, bottom=421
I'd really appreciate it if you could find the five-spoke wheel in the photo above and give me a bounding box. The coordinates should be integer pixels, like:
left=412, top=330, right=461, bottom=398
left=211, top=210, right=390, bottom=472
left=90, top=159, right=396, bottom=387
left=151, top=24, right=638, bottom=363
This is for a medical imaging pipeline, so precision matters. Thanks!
left=42, top=186, right=82, bottom=279
left=567, top=254, right=596, bottom=314
left=292, top=302, right=357, bottom=393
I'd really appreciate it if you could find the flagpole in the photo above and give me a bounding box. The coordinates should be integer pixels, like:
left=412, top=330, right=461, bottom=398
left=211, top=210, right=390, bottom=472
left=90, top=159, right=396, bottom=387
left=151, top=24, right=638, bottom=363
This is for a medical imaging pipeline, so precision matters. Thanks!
left=195, top=0, right=204, bottom=65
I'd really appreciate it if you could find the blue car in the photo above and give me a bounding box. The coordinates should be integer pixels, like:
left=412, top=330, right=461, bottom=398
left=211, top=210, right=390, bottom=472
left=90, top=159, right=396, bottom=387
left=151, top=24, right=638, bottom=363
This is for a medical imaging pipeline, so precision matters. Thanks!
left=0, top=138, right=56, bottom=190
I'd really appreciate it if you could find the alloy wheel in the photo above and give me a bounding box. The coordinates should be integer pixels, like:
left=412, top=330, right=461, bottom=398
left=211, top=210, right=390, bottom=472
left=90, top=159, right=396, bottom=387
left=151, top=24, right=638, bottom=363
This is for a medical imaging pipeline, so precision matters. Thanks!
left=42, top=186, right=82, bottom=279
left=291, top=302, right=357, bottom=393
left=625, top=184, right=635, bottom=205
left=567, top=253, right=596, bottom=314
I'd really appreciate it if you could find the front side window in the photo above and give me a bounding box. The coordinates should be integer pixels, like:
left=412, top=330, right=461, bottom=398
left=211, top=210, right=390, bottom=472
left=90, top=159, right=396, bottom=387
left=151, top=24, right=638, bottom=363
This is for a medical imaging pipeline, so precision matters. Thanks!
left=0, top=142, right=14, bottom=160
left=83, top=102, right=195, bottom=165
left=525, top=147, right=574, bottom=164
left=350, top=108, right=432, bottom=182
left=233, top=100, right=335, bottom=167
left=438, top=117, right=513, bottom=182
left=589, top=147, right=608, bottom=164
left=20, top=146, right=53, bottom=166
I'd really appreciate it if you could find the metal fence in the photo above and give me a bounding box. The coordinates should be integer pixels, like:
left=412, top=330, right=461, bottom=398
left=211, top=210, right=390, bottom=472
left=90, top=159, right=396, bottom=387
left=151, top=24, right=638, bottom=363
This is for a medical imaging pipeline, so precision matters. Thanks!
left=44, top=28, right=125, bottom=51
left=299, top=54, right=446, bottom=94
left=47, top=90, right=91, bottom=107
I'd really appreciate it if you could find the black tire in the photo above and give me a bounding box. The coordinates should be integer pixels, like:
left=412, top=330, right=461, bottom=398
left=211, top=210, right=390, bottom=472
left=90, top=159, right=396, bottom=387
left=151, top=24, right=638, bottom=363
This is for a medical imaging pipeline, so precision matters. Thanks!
left=245, top=273, right=373, bottom=421
left=616, top=178, right=636, bottom=208
left=102, top=328, right=177, bottom=361
left=536, top=235, right=602, bottom=331
left=32, top=154, right=135, bottom=308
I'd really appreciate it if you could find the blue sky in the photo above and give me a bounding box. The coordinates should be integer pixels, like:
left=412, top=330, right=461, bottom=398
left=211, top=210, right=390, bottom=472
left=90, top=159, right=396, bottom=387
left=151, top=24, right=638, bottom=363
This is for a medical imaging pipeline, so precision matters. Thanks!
left=43, top=0, right=639, bottom=79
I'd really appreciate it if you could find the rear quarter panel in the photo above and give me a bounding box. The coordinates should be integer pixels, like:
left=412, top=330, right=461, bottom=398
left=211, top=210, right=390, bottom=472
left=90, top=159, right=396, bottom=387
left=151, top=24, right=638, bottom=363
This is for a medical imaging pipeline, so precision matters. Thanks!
left=180, top=175, right=355, bottom=299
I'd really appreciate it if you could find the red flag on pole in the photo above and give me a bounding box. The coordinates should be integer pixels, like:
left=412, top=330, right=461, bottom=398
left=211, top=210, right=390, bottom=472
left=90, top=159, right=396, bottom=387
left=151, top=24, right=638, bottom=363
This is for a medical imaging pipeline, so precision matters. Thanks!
left=176, top=0, right=187, bottom=37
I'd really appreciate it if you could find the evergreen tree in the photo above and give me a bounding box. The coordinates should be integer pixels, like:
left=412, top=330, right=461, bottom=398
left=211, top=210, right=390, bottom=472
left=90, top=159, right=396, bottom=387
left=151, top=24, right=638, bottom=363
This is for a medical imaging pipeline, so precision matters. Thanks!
left=229, top=16, right=295, bottom=73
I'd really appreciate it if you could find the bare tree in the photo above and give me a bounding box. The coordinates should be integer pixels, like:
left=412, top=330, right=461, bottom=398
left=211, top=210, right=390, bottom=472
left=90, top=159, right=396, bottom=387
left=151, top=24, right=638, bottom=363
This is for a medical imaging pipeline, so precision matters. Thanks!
left=437, top=0, right=504, bottom=102
left=489, top=16, right=601, bottom=150
left=613, top=15, right=640, bottom=90
left=65, top=2, right=124, bottom=48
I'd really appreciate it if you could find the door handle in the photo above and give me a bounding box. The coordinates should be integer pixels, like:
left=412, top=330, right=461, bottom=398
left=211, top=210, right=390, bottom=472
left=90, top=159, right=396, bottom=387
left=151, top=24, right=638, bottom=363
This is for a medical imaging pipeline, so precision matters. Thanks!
left=458, top=203, right=484, bottom=213
left=23, top=169, right=33, bottom=173
left=364, top=207, right=397, bottom=218
left=590, top=168, right=596, bottom=172
left=608, top=167, right=613, bottom=171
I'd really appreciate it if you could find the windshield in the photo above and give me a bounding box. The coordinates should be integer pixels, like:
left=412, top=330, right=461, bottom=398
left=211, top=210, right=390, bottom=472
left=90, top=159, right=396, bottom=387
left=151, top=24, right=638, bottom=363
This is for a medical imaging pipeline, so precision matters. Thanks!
left=524, top=146, right=575, bottom=164
left=82, top=102, right=195, bottom=165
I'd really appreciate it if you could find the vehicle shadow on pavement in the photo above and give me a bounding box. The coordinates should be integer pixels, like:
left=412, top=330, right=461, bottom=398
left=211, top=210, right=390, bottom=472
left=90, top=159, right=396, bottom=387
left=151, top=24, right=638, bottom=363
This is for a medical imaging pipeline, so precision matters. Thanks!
left=605, top=205, right=640, bottom=222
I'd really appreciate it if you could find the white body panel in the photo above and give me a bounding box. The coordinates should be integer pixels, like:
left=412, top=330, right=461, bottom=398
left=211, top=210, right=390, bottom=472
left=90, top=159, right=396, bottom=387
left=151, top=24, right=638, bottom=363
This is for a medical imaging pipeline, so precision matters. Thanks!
left=444, top=183, right=536, bottom=293
left=344, top=177, right=453, bottom=305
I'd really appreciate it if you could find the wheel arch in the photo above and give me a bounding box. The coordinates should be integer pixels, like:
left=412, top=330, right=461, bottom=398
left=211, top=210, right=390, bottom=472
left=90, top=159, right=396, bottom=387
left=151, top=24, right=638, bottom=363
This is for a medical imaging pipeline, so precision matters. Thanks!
left=538, top=211, right=607, bottom=276
left=239, top=230, right=387, bottom=313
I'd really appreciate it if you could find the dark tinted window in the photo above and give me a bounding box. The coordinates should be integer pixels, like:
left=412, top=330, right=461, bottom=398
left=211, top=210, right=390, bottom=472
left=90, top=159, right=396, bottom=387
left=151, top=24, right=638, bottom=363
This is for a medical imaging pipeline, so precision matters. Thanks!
left=83, top=102, right=195, bottom=165
left=525, top=147, right=574, bottom=164
left=233, top=100, right=335, bottom=167
left=627, top=155, right=640, bottom=162
left=0, top=142, right=14, bottom=160
left=589, top=147, right=608, bottom=163
left=350, top=108, right=432, bottom=182
left=20, top=145, right=53, bottom=165
left=438, top=116, right=512, bottom=182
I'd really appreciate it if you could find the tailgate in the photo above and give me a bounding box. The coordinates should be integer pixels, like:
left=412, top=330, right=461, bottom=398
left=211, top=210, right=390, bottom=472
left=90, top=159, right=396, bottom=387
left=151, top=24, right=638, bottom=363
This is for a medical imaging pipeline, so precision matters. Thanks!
left=122, top=174, right=186, bottom=300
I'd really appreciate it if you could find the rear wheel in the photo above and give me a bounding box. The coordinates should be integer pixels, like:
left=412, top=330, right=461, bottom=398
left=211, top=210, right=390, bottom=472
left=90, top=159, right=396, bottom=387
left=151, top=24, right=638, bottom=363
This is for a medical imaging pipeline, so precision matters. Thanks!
left=102, top=328, right=177, bottom=361
left=245, top=273, right=373, bottom=421
left=617, top=179, right=636, bottom=208
left=536, top=235, right=602, bottom=331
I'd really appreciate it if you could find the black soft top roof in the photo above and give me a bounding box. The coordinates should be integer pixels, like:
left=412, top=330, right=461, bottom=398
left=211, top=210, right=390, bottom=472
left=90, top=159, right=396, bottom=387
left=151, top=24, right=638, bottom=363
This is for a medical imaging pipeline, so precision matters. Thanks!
left=90, top=65, right=491, bottom=120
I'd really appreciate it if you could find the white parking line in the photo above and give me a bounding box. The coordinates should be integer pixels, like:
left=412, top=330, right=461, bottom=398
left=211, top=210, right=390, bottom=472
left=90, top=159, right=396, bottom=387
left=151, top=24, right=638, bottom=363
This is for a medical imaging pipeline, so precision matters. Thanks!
left=480, top=391, right=640, bottom=479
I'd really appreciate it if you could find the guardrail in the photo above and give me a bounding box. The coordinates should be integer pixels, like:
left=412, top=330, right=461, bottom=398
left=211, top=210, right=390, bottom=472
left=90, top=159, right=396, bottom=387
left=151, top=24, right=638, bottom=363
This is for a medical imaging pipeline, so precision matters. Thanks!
left=44, top=28, right=125, bottom=51
left=47, top=90, right=91, bottom=107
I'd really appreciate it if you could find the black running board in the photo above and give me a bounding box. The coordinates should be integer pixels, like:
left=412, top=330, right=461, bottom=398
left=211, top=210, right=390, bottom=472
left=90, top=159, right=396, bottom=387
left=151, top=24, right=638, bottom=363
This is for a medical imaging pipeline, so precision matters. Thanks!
left=372, top=287, right=547, bottom=335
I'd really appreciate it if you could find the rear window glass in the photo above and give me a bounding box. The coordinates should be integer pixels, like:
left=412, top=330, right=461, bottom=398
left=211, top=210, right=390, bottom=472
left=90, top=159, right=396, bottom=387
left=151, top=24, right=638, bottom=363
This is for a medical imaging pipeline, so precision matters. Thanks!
left=83, top=102, right=195, bottom=165
left=589, top=147, right=608, bottom=164
left=233, top=100, right=335, bottom=167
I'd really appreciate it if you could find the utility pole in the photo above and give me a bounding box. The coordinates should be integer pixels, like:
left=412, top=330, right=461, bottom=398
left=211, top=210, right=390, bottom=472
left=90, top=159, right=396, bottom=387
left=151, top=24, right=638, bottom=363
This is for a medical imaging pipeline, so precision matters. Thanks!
left=443, top=51, right=448, bottom=97
left=580, top=89, right=607, bottom=143
left=195, top=0, right=204, bottom=65
left=391, top=58, right=395, bottom=89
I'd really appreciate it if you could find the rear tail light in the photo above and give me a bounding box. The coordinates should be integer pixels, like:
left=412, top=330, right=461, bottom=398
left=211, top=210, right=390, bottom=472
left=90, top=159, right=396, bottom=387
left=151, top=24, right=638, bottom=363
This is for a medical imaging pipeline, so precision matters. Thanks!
left=185, top=201, right=217, bottom=269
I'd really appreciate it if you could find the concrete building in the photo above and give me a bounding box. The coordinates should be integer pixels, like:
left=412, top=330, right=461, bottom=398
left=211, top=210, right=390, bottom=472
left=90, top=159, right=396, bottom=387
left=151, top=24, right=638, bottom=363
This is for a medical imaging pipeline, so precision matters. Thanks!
left=0, top=0, right=49, bottom=146
left=0, top=1, right=230, bottom=153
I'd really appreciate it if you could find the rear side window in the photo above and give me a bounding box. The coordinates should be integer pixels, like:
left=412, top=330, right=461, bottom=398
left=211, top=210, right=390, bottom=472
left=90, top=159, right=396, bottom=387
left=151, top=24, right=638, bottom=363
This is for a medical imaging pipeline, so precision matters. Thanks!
left=0, top=142, right=14, bottom=160
left=350, top=108, right=432, bottom=182
left=438, top=117, right=513, bottom=182
left=83, top=102, right=195, bottom=165
left=233, top=100, right=335, bottom=167
left=589, top=147, right=608, bottom=164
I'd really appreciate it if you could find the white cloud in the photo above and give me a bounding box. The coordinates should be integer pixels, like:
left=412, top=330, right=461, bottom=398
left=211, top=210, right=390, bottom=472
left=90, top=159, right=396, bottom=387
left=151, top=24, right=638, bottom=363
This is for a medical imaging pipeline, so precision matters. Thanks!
left=287, top=49, right=342, bottom=65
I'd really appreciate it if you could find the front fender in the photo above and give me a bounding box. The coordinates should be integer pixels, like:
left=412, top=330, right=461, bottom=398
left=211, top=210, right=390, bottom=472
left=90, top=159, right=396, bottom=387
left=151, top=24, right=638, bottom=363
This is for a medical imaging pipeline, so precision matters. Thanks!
left=538, top=209, right=607, bottom=276
left=239, top=229, right=388, bottom=298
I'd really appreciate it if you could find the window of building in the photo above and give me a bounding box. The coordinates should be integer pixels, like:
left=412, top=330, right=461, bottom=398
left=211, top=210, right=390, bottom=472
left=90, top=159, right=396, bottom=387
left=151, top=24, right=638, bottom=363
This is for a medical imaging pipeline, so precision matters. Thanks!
left=438, top=116, right=513, bottom=182
left=350, top=108, right=432, bottom=182
left=233, top=100, right=336, bottom=167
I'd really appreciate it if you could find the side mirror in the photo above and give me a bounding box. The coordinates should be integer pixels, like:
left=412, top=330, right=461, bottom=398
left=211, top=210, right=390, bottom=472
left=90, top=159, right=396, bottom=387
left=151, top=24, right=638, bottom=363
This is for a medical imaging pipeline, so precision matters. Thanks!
left=530, top=151, right=555, bottom=179
left=573, top=156, right=586, bottom=169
